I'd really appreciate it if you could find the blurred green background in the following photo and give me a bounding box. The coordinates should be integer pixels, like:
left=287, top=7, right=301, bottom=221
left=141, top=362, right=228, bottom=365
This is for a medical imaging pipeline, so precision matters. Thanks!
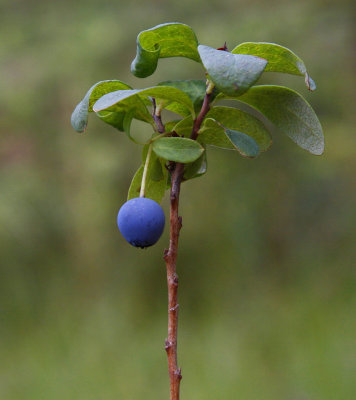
left=1, top=0, right=355, bottom=399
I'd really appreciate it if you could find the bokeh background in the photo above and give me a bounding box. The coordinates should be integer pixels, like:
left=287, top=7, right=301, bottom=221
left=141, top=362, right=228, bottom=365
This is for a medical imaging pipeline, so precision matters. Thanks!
left=1, top=0, right=355, bottom=399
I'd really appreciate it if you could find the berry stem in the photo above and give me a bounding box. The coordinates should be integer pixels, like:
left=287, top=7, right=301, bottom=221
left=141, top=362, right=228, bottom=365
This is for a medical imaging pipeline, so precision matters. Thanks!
left=140, top=143, right=153, bottom=198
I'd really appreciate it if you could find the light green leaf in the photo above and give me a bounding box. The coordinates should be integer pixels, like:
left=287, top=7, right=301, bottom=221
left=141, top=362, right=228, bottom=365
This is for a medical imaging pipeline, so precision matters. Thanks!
left=128, top=150, right=168, bottom=204
left=131, top=23, right=201, bottom=78
left=93, top=86, right=194, bottom=117
left=198, top=45, right=267, bottom=96
left=231, top=42, right=316, bottom=91
left=183, top=145, right=207, bottom=180
left=71, top=80, right=132, bottom=132
left=238, top=85, right=324, bottom=155
left=158, top=80, right=217, bottom=113
left=152, top=137, right=204, bottom=163
left=199, top=118, right=259, bottom=158
left=203, top=106, right=272, bottom=151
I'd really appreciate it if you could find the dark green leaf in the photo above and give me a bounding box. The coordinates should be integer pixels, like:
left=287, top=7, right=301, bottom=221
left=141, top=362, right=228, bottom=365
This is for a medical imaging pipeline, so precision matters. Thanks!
left=203, top=106, right=272, bottom=151
left=199, top=118, right=259, bottom=158
left=183, top=145, right=207, bottom=180
left=131, top=23, right=201, bottom=78
left=158, top=80, right=217, bottom=113
left=71, top=80, right=132, bottom=132
left=93, top=86, right=194, bottom=117
left=198, top=45, right=267, bottom=96
left=152, top=137, right=204, bottom=163
left=231, top=42, right=316, bottom=91
left=238, top=85, right=324, bottom=155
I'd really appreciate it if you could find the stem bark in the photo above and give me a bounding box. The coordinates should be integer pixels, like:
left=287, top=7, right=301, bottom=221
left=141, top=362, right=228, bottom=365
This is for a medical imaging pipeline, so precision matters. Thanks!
left=162, top=87, right=213, bottom=399
left=164, top=162, right=184, bottom=400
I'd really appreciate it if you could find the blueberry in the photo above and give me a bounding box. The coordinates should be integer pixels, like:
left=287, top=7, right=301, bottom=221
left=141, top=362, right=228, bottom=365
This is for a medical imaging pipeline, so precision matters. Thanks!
left=117, top=197, right=165, bottom=248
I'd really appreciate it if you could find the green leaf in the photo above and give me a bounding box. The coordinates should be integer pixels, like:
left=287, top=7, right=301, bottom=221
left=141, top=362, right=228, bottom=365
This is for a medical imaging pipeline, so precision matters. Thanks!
left=199, top=118, right=259, bottom=158
left=172, top=116, right=194, bottom=138
left=203, top=106, right=272, bottom=151
left=128, top=150, right=168, bottom=204
left=152, top=137, right=204, bottom=163
left=96, top=110, right=126, bottom=132
left=158, top=80, right=217, bottom=113
left=231, top=42, right=316, bottom=91
left=198, top=45, right=267, bottom=96
left=183, top=145, right=207, bottom=180
left=131, top=22, right=201, bottom=78
left=238, top=85, right=324, bottom=155
left=71, top=80, right=132, bottom=132
left=93, top=86, right=194, bottom=117
left=164, top=120, right=181, bottom=132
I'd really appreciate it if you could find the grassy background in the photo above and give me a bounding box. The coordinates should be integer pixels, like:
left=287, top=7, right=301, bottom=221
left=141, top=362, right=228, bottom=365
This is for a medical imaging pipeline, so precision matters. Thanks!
left=0, top=0, right=355, bottom=399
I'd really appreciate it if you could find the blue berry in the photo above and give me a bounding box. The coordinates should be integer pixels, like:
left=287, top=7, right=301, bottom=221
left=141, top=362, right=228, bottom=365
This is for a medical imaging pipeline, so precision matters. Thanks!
left=117, top=197, right=165, bottom=248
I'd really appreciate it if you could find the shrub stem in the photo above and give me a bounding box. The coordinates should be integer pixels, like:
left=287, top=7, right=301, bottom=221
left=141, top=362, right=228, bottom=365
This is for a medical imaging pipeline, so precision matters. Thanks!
left=162, top=86, right=213, bottom=399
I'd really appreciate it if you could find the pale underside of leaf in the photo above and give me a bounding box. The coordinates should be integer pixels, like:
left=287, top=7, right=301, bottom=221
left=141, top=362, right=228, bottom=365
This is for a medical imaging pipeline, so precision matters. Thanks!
left=71, top=80, right=132, bottom=133
left=93, top=86, right=194, bottom=118
left=198, top=45, right=267, bottom=96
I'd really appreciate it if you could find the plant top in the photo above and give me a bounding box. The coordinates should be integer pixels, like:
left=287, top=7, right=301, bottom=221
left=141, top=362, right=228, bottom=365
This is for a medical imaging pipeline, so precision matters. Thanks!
left=71, top=22, right=324, bottom=206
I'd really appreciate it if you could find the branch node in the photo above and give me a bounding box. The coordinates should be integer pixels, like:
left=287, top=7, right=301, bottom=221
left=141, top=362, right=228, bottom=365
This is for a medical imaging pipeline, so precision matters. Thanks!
left=165, top=339, right=173, bottom=352
left=169, top=304, right=179, bottom=312
left=175, top=368, right=182, bottom=381
left=163, top=249, right=169, bottom=261
left=173, top=274, right=179, bottom=286
left=178, top=216, right=183, bottom=230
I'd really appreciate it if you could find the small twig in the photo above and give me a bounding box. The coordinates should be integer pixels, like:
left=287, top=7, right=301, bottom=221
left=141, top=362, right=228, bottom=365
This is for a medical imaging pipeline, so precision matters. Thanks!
left=190, top=82, right=214, bottom=140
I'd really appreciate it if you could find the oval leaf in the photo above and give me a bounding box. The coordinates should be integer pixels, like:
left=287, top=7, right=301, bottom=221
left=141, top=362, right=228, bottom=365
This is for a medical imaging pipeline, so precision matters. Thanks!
left=199, top=118, right=259, bottom=158
left=71, top=80, right=132, bottom=132
left=231, top=42, right=316, bottom=91
left=93, top=86, right=194, bottom=116
left=198, top=45, right=267, bottom=96
left=204, top=106, right=272, bottom=151
left=238, top=85, right=324, bottom=155
left=131, top=23, right=201, bottom=78
left=152, top=137, right=204, bottom=163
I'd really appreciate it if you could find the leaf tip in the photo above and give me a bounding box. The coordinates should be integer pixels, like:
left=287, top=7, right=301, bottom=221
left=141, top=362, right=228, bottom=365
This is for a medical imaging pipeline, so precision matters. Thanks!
left=305, top=73, right=316, bottom=91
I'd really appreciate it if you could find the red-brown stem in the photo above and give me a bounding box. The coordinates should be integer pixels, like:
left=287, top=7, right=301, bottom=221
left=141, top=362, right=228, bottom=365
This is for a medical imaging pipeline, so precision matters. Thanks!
left=163, top=162, right=184, bottom=400
left=161, top=89, right=212, bottom=399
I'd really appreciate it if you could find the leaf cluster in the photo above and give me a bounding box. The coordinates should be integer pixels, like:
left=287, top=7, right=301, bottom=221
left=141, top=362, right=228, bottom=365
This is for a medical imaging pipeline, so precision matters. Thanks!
left=71, top=22, right=324, bottom=203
